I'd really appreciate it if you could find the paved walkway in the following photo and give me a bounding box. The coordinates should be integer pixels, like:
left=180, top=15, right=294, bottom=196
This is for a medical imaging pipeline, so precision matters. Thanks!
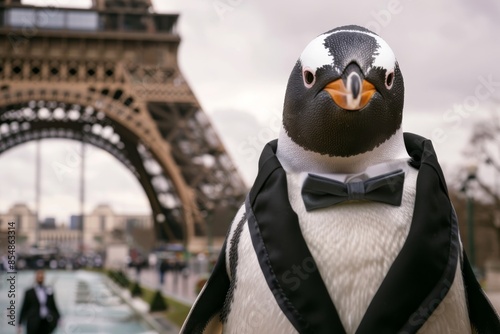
left=486, top=290, right=500, bottom=314
left=0, top=270, right=166, bottom=334
left=127, top=268, right=202, bottom=305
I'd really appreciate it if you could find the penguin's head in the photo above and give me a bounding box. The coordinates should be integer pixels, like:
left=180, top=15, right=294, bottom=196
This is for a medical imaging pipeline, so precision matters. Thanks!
left=283, top=25, right=404, bottom=158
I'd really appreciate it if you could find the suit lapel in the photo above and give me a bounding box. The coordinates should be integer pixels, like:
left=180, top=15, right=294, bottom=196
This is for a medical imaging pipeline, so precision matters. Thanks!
left=248, top=140, right=346, bottom=334
left=355, top=133, right=460, bottom=333
left=180, top=240, right=229, bottom=334
left=30, top=288, right=41, bottom=309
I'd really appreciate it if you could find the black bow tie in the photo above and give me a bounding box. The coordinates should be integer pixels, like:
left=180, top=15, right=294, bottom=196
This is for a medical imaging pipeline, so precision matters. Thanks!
left=301, top=169, right=405, bottom=211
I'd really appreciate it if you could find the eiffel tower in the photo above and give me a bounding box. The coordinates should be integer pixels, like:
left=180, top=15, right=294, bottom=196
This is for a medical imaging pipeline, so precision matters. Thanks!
left=0, top=0, right=247, bottom=249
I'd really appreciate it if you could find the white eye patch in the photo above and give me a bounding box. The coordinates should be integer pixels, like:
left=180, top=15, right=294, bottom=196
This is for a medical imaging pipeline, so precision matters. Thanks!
left=299, top=28, right=397, bottom=75
left=299, top=32, right=336, bottom=72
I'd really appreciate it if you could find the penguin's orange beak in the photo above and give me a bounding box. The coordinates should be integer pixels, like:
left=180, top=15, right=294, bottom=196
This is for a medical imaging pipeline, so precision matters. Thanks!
left=324, top=78, right=376, bottom=111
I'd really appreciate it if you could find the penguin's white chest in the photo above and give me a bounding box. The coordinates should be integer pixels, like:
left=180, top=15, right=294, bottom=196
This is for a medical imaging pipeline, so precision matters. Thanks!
left=285, top=168, right=419, bottom=332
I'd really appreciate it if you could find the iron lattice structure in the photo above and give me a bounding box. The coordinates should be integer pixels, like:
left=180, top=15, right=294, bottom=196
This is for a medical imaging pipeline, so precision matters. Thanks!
left=0, top=0, right=247, bottom=247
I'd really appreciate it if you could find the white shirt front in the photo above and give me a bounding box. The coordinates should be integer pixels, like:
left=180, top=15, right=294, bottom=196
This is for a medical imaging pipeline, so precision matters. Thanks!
left=34, top=285, right=49, bottom=319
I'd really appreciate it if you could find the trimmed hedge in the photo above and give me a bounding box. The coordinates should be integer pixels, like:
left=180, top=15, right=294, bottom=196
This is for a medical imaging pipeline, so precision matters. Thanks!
left=130, top=281, right=142, bottom=297
left=149, top=289, right=168, bottom=312
left=107, top=269, right=131, bottom=288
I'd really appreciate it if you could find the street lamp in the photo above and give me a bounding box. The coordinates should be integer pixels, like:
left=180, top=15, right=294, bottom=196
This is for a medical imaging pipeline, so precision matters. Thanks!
left=460, top=163, right=478, bottom=268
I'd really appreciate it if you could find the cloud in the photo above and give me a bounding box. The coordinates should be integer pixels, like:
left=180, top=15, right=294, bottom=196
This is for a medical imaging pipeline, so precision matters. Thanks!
left=3, top=0, right=499, bottom=221
left=153, top=0, right=500, bottom=149
left=173, top=0, right=500, bottom=180
left=209, top=109, right=281, bottom=184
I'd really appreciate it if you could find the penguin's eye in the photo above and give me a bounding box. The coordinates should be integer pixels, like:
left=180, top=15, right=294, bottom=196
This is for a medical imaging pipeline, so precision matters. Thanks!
left=385, top=70, right=394, bottom=90
left=302, top=68, right=316, bottom=88
left=304, top=71, right=314, bottom=84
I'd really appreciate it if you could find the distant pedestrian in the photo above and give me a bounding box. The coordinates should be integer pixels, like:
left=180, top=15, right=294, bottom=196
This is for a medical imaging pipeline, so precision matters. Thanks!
left=181, top=261, right=190, bottom=294
left=135, top=255, right=144, bottom=282
left=159, top=259, right=168, bottom=286
left=1, top=254, right=8, bottom=271
left=173, top=259, right=180, bottom=291
left=18, top=270, right=60, bottom=334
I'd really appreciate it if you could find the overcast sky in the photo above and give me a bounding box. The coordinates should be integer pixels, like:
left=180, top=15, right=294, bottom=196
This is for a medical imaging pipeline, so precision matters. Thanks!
left=1, top=0, right=499, bottom=223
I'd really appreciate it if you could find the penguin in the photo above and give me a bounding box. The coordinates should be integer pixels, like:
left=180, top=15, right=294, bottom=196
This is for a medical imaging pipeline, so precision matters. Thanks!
left=180, top=25, right=500, bottom=334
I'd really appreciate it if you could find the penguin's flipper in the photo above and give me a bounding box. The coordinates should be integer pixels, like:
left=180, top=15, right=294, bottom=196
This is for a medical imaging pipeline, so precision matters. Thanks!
left=179, top=240, right=229, bottom=334
left=462, top=251, right=500, bottom=333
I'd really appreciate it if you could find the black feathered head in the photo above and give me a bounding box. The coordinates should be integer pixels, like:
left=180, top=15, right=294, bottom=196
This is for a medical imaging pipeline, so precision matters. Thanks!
left=283, top=25, right=404, bottom=157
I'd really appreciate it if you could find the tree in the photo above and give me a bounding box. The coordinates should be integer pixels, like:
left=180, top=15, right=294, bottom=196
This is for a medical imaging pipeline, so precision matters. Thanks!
left=461, top=109, right=500, bottom=266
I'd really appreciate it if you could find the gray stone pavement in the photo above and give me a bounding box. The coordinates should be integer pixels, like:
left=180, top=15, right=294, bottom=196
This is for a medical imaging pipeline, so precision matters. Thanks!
left=485, top=290, right=500, bottom=314
left=485, top=270, right=500, bottom=314
left=127, top=267, right=201, bottom=305
left=1, top=270, right=168, bottom=334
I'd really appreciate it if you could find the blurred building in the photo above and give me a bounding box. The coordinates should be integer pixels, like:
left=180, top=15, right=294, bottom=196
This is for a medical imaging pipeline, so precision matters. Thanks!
left=41, top=217, right=56, bottom=229
left=83, top=204, right=153, bottom=251
left=0, top=203, right=37, bottom=251
left=39, top=227, right=80, bottom=253
left=70, top=215, right=82, bottom=230
left=0, top=203, right=153, bottom=253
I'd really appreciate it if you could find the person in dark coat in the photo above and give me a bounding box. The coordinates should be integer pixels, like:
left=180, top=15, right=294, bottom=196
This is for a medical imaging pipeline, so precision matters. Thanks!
left=18, top=269, right=60, bottom=334
left=159, top=259, right=168, bottom=286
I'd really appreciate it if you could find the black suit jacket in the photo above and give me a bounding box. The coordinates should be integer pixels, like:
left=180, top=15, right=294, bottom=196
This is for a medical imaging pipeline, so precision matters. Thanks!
left=19, top=285, right=60, bottom=334
left=181, top=133, right=500, bottom=334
